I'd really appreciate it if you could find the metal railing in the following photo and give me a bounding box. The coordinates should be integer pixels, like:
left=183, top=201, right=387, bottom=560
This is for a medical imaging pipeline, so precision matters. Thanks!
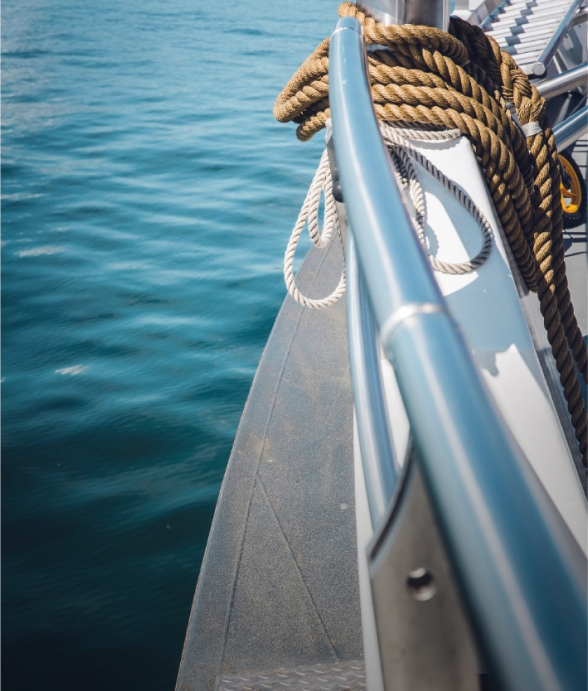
left=536, top=62, right=588, bottom=100
left=574, top=6, right=588, bottom=25
left=357, top=0, right=450, bottom=29
left=554, top=103, right=588, bottom=150
left=330, top=16, right=587, bottom=691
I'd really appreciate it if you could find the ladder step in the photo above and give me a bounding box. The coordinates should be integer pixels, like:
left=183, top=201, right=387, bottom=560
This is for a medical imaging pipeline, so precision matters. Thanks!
left=504, top=35, right=561, bottom=52
left=490, top=18, right=562, bottom=37
left=484, top=0, right=581, bottom=76
left=496, top=6, right=570, bottom=20
left=502, top=27, right=560, bottom=44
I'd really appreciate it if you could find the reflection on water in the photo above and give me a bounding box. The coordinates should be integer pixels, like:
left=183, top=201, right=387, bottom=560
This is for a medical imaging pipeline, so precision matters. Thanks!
left=1, top=0, right=335, bottom=688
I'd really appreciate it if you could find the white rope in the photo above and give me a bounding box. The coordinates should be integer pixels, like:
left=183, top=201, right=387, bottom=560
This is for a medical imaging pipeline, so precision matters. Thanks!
left=380, top=122, right=493, bottom=275
left=284, top=124, right=494, bottom=309
left=283, top=149, right=346, bottom=309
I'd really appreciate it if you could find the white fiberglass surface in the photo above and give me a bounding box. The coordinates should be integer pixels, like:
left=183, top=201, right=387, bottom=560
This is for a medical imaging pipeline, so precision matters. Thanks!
left=379, top=134, right=587, bottom=552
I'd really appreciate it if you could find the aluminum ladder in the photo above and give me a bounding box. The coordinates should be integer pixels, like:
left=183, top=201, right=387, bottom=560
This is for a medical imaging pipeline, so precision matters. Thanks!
left=483, top=0, right=586, bottom=76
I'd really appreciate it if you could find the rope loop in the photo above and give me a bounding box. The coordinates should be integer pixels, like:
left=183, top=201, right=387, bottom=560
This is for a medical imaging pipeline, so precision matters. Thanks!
left=283, top=150, right=346, bottom=309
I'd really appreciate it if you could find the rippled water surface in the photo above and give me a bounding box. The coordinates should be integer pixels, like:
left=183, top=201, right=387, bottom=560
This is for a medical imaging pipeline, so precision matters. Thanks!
left=2, top=1, right=337, bottom=687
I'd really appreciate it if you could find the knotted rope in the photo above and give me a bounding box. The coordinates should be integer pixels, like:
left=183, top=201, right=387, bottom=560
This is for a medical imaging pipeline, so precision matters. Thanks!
left=275, top=1, right=587, bottom=463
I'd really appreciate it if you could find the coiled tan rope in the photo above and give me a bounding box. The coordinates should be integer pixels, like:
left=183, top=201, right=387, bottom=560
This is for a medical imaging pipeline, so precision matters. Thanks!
left=274, top=2, right=587, bottom=464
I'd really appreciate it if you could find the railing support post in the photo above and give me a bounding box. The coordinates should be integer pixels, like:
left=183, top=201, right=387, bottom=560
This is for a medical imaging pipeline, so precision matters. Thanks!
left=357, top=0, right=451, bottom=29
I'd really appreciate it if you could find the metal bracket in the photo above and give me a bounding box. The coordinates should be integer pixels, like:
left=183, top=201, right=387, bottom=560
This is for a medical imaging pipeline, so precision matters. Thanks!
left=368, top=459, right=481, bottom=690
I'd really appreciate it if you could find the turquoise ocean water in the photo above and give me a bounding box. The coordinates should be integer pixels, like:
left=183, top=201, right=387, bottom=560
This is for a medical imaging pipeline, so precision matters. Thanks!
left=2, top=1, right=338, bottom=687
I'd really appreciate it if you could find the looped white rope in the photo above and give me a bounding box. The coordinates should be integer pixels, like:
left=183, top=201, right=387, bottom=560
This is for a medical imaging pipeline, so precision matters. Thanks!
left=284, top=149, right=346, bottom=309
left=284, top=124, right=493, bottom=310
left=380, top=122, right=493, bottom=274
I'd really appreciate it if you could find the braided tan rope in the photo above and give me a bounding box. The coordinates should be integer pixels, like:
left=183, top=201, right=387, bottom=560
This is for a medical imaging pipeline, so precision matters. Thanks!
left=451, top=19, right=587, bottom=380
left=274, top=2, right=587, bottom=464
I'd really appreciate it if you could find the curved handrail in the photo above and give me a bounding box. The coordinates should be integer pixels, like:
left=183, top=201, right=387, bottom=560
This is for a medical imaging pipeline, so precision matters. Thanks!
left=330, top=17, right=587, bottom=691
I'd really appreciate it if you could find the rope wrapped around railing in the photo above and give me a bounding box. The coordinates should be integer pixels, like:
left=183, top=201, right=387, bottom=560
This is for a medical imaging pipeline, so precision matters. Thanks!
left=274, top=1, right=587, bottom=464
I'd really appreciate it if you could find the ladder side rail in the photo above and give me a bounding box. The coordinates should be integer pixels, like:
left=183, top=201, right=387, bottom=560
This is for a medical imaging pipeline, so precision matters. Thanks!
left=533, top=0, right=585, bottom=76
left=536, top=62, right=588, bottom=100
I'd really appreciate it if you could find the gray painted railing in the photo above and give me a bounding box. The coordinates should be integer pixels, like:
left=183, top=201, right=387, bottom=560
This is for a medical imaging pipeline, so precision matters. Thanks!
left=330, top=17, right=587, bottom=691
left=537, top=62, right=588, bottom=100
left=554, top=104, right=588, bottom=151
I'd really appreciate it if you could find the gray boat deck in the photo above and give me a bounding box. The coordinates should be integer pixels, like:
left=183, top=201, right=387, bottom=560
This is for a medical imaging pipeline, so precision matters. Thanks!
left=176, top=134, right=587, bottom=690
left=176, top=238, right=363, bottom=690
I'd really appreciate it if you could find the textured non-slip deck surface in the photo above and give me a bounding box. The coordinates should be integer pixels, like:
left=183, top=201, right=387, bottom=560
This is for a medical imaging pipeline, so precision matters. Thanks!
left=217, top=661, right=367, bottom=691
left=176, top=238, right=362, bottom=690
